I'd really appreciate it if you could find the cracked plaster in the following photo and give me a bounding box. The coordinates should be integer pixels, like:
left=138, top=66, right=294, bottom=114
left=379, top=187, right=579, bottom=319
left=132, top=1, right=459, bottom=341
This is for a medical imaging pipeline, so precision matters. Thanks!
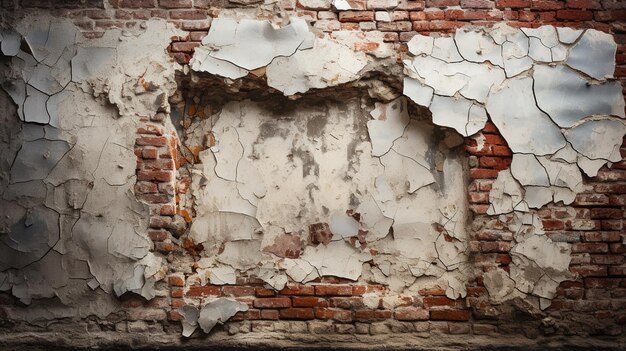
left=0, top=16, right=180, bottom=324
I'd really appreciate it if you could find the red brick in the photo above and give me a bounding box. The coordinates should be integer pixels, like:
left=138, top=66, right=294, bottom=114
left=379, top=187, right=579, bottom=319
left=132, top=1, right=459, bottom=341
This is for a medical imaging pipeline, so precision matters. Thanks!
left=419, top=286, right=447, bottom=296
left=377, top=21, right=413, bottom=31
left=169, top=9, right=208, bottom=19
left=481, top=241, right=511, bottom=253
left=254, top=287, right=276, bottom=297
left=148, top=230, right=168, bottom=241
left=314, top=308, right=353, bottom=321
left=186, top=285, right=221, bottom=297
left=353, top=285, right=386, bottom=295
left=460, top=0, right=494, bottom=8
left=159, top=204, right=176, bottom=216
left=158, top=0, right=192, bottom=7
left=329, top=297, right=366, bottom=309
left=136, top=136, right=168, bottom=146
left=260, top=309, right=280, bottom=320
left=470, top=168, right=500, bottom=179
left=137, top=194, right=170, bottom=203
left=571, top=243, right=609, bottom=254
left=253, top=297, right=292, bottom=309
left=315, top=285, right=353, bottom=296
left=590, top=254, right=624, bottom=265
left=412, top=20, right=465, bottom=31
left=170, top=42, right=200, bottom=53
left=293, top=297, right=329, bottom=307
left=113, top=0, right=157, bottom=8
left=584, top=277, right=624, bottom=289
left=222, top=286, right=255, bottom=297
left=574, top=194, right=610, bottom=206
left=394, top=308, right=429, bottom=321
left=423, top=296, right=465, bottom=308
left=137, top=170, right=173, bottom=182
left=566, top=0, right=600, bottom=9
left=496, top=0, right=530, bottom=8
left=168, top=274, right=184, bottom=287
left=583, top=232, right=623, bottom=242
left=279, top=308, right=315, bottom=320
left=610, top=243, right=626, bottom=254
left=570, top=265, right=608, bottom=277
left=354, top=309, right=392, bottom=322
left=170, top=287, right=184, bottom=298
left=142, top=148, right=158, bottom=159
left=230, top=309, right=261, bottom=321
left=556, top=9, right=593, bottom=20
left=468, top=191, right=489, bottom=204
left=426, top=0, right=460, bottom=6
left=430, top=309, right=471, bottom=321
left=135, top=181, right=158, bottom=194
left=609, top=265, right=626, bottom=276
left=542, top=219, right=565, bottom=231
left=479, top=156, right=511, bottom=170
left=280, top=284, right=315, bottom=296
left=338, top=11, right=375, bottom=21
left=531, top=0, right=563, bottom=9
left=590, top=208, right=622, bottom=219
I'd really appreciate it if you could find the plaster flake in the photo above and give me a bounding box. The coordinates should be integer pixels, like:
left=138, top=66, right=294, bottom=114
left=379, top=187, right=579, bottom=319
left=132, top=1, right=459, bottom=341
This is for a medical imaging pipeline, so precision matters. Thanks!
left=566, top=29, right=616, bottom=80
left=190, top=17, right=314, bottom=79
left=179, top=298, right=249, bottom=336
left=267, top=39, right=368, bottom=95
left=367, top=97, right=410, bottom=157
left=533, top=65, right=625, bottom=128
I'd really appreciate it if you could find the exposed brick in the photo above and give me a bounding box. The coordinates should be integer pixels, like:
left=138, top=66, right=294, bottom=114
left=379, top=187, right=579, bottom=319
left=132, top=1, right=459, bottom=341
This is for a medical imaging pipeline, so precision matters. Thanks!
left=280, top=284, right=315, bottom=296
left=253, top=297, right=292, bottom=309
left=461, top=0, right=494, bottom=8
left=570, top=265, right=608, bottom=277
left=260, top=309, right=280, bottom=320
left=590, top=208, right=622, bottom=219
left=293, top=297, right=329, bottom=307
left=168, top=274, right=185, bottom=287
left=574, top=194, right=610, bottom=206
left=423, top=296, right=465, bottom=308
left=314, top=308, right=353, bottom=321
left=226, top=309, right=258, bottom=322
left=480, top=241, right=511, bottom=253
left=583, top=232, right=622, bottom=242
left=186, top=285, right=221, bottom=297
left=571, top=243, right=609, bottom=254
left=222, top=286, right=255, bottom=297
left=136, top=136, right=168, bottom=146
left=339, top=11, right=375, bottom=22
left=353, top=285, right=386, bottom=295
left=394, top=308, right=429, bottom=321
left=426, top=0, right=460, bottom=6
left=355, top=309, right=393, bottom=322
left=170, top=42, right=200, bottom=53
left=315, top=285, right=353, bottom=296
left=470, top=168, right=501, bottom=179
left=430, top=309, right=470, bottom=321
left=279, top=308, right=315, bottom=320
left=495, top=0, right=530, bottom=8
left=555, top=9, right=594, bottom=20
left=158, top=0, right=192, bottom=7
left=169, top=9, right=208, bottom=19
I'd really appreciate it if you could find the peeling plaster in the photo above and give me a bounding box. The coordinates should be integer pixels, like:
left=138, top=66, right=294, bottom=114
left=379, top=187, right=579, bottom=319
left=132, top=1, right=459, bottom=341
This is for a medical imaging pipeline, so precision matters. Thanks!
left=0, top=16, right=181, bottom=321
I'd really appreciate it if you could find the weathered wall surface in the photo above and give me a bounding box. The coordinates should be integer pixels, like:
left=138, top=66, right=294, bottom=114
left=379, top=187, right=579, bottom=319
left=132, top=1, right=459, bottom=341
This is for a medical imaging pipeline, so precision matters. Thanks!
left=1, top=0, right=626, bottom=350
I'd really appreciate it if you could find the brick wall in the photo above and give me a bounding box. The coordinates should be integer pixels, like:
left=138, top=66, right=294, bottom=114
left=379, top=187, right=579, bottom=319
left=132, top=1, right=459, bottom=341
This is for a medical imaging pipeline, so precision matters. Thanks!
left=3, top=0, right=626, bottom=341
